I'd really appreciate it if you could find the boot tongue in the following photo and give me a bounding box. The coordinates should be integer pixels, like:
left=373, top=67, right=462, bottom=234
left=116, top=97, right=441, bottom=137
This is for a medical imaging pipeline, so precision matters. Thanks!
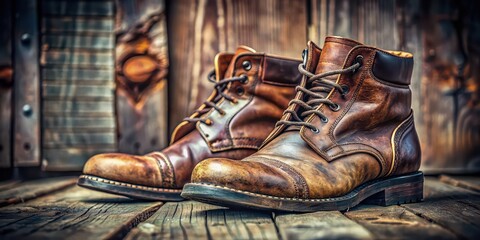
left=315, top=36, right=362, bottom=79
left=224, top=46, right=256, bottom=78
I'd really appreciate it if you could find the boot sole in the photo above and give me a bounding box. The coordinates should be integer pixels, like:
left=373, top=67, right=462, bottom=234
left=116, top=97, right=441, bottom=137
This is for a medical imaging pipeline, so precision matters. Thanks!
left=181, top=171, right=423, bottom=212
left=77, top=175, right=184, bottom=201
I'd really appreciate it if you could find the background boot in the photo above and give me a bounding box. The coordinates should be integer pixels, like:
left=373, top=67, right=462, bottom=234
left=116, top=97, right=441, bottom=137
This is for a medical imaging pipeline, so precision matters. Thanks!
left=182, top=36, right=423, bottom=212
left=77, top=46, right=302, bottom=201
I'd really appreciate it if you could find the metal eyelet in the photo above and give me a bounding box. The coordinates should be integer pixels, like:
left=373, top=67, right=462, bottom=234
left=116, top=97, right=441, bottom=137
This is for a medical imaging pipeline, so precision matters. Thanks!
left=242, top=60, right=252, bottom=71
left=321, top=116, right=329, bottom=123
left=240, top=74, right=249, bottom=84
left=205, top=119, right=213, bottom=125
left=310, top=127, right=319, bottom=134
left=341, top=85, right=349, bottom=95
left=329, top=103, right=340, bottom=112
left=353, top=55, right=363, bottom=73
left=236, top=86, right=245, bottom=96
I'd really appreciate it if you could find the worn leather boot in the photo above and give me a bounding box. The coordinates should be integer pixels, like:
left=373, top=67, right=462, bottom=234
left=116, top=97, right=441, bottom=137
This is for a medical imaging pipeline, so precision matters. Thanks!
left=77, top=46, right=302, bottom=201
left=182, top=36, right=423, bottom=212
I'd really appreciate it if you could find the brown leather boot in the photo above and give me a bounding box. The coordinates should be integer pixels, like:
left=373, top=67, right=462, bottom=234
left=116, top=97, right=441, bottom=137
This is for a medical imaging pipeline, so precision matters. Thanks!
left=77, top=46, right=302, bottom=201
left=182, top=36, right=423, bottom=212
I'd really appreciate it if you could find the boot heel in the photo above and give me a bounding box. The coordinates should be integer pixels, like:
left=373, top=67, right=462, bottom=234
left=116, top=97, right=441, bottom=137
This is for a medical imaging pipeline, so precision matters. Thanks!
left=363, top=177, right=424, bottom=206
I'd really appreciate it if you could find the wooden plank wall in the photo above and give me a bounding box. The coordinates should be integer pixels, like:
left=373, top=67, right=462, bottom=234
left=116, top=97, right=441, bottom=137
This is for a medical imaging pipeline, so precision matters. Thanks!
left=167, top=0, right=307, bottom=130
left=115, top=0, right=169, bottom=155
left=0, top=0, right=13, bottom=168
left=40, top=0, right=117, bottom=170
left=167, top=0, right=480, bottom=173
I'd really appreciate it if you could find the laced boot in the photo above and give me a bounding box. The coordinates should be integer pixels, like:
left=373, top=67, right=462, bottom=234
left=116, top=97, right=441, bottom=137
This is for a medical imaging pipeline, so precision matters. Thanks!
left=182, top=37, right=423, bottom=211
left=77, top=46, right=302, bottom=201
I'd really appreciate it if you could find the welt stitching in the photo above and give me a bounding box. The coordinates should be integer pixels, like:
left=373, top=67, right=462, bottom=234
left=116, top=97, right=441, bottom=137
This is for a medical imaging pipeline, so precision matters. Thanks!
left=80, top=175, right=182, bottom=192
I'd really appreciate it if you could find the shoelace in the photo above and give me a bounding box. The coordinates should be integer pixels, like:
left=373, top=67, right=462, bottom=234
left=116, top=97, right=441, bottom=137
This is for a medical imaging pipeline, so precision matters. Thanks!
left=184, top=70, right=248, bottom=125
left=276, top=62, right=360, bottom=132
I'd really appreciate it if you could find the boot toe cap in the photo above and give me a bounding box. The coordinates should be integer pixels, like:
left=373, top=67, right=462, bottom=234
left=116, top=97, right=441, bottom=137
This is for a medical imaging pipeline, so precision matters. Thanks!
left=191, top=158, right=298, bottom=198
left=83, top=153, right=162, bottom=187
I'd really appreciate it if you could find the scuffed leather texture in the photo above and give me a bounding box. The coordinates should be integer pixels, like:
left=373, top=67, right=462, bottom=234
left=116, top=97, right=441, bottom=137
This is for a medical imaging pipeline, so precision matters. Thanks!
left=190, top=36, right=421, bottom=199
left=372, top=50, right=414, bottom=85
left=82, top=47, right=302, bottom=189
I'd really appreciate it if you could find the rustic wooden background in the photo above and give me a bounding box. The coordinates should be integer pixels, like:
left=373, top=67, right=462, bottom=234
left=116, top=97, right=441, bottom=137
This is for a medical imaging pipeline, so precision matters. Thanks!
left=0, top=0, right=479, bottom=175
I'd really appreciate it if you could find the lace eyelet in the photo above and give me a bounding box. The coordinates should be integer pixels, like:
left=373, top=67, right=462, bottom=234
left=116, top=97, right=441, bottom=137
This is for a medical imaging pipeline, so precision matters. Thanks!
left=240, top=74, right=249, bottom=84
left=242, top=60, right=252, bottom=71
left=236, top=86, right=245, bottom=96
left=341, top=85, right=349, bottom=95
left=329, top=103, right=340, bottom=112
left=231, top=98, right=239, bottom=105
left=310, top=127, right=319, bottom=134
left=321, top=117, right=329, bottom=123
left=353, top=55, right=363, bottom=73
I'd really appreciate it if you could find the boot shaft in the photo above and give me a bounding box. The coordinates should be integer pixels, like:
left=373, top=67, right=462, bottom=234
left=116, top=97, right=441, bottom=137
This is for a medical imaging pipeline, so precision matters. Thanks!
left=267, top=37, right=421, bottom=177
left=172, top=48, right=302, bottom=152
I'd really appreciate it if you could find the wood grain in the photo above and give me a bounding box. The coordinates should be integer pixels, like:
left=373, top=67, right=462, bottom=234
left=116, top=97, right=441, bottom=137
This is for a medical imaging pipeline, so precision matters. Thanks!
left=345, top=205, right=456, bottom=239
left=439, top=175, right=480, bottom=192
left=13, top=0, right=41, bottom=167
left=275, top=211, right=372, bottom=239
left=115, top=0, right=169, bottom=155
left=0, top=177, right=76, bottom=207
left=125, top=201, right=279, bottom=240
left=0, top=185, right=163, bottom=240
left=167, top=0, right=307, bottom=133
left=402, top=178, right=480, bottom=239
left=0, top=0, right=12, bottom=168
left=40, top=0, right=117, bottom=171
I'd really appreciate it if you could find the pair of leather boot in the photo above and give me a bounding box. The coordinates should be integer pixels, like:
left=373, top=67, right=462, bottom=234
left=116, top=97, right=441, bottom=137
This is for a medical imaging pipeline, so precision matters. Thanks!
left=78, top=36, right=423, bottom=212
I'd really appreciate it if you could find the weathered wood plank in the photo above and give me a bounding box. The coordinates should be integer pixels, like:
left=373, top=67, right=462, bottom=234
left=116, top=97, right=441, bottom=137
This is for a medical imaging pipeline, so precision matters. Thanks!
left=345, top=205, right=456, bottom=239
left=43, top=35, right=114, bottom=50
left=0, top=0, right=12, bottom=168
left=0, top=180, right=21, bottom=192
left=0, top=177, right=76, bottom=207
left=125, top=201, right=279, bottom=240
left=275, top=211, right=372, bottom=240
left=43, top=116, right=115, bottom=129
left=0, top=186, right=162, bottom=239
left=167, top=0, right=307, bottom=133
left=43, top=100, right=115, bottom=114
left=42, top=0, right=114, bottom=16
left=42, top=148, right=116, bottom=171
left=43, top=131, right=115, bottom=146
left=13, top=0, right=41, bottom=167
left=42, top=68, right=114, bottom=82
left=402, top=178, right=480, bottom=239
left=439, top=175, right=480, bottom=192
left=43, top=84, right=114, bottom=99
left=42, top=17, right=114, bottom=33
left=40, top=0, right=117, bottom=172
left=115, top=0, right=169, bottom=154
left=42, top=50, right=114, bottom=67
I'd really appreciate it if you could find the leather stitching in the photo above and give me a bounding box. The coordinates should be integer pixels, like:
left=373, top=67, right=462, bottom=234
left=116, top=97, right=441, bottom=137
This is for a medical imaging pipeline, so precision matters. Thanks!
left=391, top=113, right=414, bottom=175
left=251, top=157, right=310, bottom=199
left=80, top=175, right=182, bottom=192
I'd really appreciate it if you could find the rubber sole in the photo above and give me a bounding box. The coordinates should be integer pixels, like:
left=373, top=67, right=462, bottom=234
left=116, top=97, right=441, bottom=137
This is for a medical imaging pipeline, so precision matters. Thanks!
left=77, top=175, right=184, bottom=201
left=181, top=171, right=424, bottom=212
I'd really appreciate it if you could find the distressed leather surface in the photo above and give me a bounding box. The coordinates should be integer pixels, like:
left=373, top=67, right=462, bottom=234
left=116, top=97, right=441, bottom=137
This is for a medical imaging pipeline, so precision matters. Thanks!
left=82, top=46, right=302, bottom=189
left=191, top=36, right=421, bottom=199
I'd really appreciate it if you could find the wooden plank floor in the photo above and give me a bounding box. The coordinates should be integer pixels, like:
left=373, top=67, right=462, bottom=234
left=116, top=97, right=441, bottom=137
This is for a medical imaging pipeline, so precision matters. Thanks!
left=0, top=175, right=478, bottom=240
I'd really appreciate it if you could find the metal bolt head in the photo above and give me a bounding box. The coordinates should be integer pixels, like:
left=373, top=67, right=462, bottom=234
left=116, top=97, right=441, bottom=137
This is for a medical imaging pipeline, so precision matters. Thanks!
left=21, top=33, right=31, bottom=44
left=22, top=104, right=33, bottom=117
